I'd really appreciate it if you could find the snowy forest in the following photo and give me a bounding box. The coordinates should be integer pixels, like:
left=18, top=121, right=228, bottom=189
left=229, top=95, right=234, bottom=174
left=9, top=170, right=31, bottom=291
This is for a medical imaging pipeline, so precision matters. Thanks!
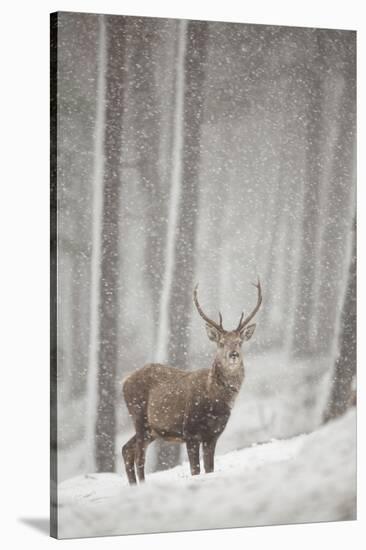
left=51, top=12, right=356, bottom=537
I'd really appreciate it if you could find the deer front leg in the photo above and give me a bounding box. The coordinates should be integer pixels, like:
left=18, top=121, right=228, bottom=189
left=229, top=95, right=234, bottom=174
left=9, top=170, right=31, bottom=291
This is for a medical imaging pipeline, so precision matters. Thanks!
left=202, top=437, right=217, bottom=473
left=135, top=429, right=155, bottom=483
left=135, top=437, right=146, bottom=483
left=186, top=437, right=200, bottom=476
left=122, top=435, right=137, bottom=485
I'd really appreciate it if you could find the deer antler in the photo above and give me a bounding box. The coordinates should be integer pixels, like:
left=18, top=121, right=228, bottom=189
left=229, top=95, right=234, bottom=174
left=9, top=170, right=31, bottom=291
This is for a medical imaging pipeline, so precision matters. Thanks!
left=218, top=311, right=223, bottom=330
left=235, top=277, right=262, bottom=332
left=235, top=312, right=244, bottom=331
left=193, top=285, right=225, bottom=333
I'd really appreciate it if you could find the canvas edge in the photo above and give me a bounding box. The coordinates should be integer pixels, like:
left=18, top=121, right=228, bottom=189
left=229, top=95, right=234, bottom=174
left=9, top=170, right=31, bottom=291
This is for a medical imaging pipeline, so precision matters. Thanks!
left=50, top=10, right=58, bottom=540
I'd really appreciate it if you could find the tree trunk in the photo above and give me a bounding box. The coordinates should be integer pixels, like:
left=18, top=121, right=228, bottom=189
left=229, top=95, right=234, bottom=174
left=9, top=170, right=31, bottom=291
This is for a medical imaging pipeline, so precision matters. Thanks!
left=85, top=15, right=106, bottom=473
left=279, top=72, right=308, bottom=354
left=260, top=71, right=304, bottom=352
left=129, top=19, right=168, bottom=336
left=95, top=15, right=127, bottom=473
left=155, top=20, right=209, bottom=471
left=323, top=219, right=356, bottom=422
left=291, top=66, right=325, bottom=358
left=315, top=66, right=356, bottom=355
left=167, top=20, right=208, bottom=368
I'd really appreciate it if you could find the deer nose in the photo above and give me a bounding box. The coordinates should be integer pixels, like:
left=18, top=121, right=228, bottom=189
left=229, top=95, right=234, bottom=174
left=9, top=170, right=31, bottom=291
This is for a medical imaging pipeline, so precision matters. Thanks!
left=229, top=351, right=239, bottom=359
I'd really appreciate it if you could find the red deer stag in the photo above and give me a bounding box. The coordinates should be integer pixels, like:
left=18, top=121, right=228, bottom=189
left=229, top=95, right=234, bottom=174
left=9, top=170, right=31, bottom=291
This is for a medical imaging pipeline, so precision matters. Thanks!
left=122, top=279, right=262, bottom=484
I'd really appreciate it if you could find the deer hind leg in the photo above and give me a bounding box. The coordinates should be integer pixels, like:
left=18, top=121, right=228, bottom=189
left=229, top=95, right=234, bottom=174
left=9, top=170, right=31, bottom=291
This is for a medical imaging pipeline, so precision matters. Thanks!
left=186, top=437, right=201, bottom=476
left=202, top=437, right=218, bottom=474
left=122, top=435, right=137, bottom=485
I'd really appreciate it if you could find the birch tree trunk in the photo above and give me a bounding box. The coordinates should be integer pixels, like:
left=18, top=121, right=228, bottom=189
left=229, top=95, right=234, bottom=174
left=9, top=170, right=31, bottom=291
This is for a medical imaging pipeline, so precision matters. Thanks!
left=167, top=20, right=208, bottom=369
left=275, top=71, right=307, bottom=353
left=315, top=61, right=356, bottom=355
left=154, top=20, right=209, bottom=470
left=153, top=19, right=187, bottom=471
left=154, top=19, right=187, bottom=366
left=291, top=65, right=325, bottom=358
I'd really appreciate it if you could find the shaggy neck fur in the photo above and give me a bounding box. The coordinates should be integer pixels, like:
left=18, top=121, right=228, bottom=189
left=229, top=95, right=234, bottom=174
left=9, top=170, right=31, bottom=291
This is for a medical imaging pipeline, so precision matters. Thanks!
left=209, top=357, right=244, bottom=398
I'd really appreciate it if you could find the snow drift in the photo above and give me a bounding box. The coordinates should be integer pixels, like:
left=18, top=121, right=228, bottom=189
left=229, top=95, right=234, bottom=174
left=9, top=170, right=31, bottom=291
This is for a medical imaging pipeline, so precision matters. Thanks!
left=57, top=408, right=356, bottom=539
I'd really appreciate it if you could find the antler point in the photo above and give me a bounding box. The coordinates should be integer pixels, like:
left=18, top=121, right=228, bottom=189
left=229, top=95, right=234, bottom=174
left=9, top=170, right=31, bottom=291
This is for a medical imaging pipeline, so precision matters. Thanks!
left=193, top=285, right=224, bottom=333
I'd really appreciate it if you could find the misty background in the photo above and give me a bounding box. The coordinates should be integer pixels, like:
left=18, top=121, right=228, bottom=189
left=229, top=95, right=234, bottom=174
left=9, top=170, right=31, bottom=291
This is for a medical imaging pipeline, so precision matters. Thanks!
left=54, top=13, right=356, bottom=482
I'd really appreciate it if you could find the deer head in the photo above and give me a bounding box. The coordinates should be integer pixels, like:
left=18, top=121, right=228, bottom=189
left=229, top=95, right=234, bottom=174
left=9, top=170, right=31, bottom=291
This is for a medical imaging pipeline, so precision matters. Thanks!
left=193, top=279, right=262, bottom=371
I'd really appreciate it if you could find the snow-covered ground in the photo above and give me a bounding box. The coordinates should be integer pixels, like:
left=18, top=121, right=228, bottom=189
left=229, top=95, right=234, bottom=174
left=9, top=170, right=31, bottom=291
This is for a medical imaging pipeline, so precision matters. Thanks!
left=57, top=408, right=356, bottom=539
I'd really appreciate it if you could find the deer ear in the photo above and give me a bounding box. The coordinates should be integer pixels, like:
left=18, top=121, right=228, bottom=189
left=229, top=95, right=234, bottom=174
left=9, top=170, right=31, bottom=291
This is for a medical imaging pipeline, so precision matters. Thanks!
left=240, top=323, right=256, bottom=341
left=205, top=324, right=220, bottom=342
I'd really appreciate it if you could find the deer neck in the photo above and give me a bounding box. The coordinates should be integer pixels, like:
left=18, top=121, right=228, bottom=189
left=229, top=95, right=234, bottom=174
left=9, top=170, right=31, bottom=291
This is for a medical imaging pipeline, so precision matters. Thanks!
left=209, top=357, right=244, bottom=398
